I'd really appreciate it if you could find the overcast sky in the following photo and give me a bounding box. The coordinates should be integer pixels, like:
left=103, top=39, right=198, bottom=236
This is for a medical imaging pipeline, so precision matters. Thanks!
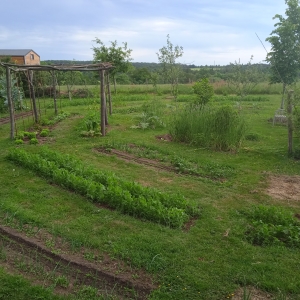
left=1, top=0, right=287, bottom=65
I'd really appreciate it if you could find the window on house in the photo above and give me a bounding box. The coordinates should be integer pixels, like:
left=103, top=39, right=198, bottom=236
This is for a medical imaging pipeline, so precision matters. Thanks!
left=30, top=54, right=34, bottom=60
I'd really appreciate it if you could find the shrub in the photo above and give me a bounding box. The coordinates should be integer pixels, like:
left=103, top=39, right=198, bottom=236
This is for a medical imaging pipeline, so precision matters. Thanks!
left=169, top=105, right=246, bottom=151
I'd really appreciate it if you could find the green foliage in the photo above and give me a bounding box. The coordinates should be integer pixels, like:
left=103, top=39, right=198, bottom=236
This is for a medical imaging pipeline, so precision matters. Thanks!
left=93, top=38, right=132, bottom=88
left=169, top=105, right=246, bottom=151
left=7, top=148, right=200, bottom=228
left=0, top=74, right=24, bottom=111
left=192, top=78, right=214, bottom=107
left=157, top=34, right=184, bottom=100
left=266, top=0, right=300, bottom=87
left=244, top=205, right=300, bottom=248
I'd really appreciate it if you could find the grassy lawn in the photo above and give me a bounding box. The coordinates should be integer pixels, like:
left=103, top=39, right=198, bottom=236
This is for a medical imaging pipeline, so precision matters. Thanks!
left=0, top=86, right=300, bottom=299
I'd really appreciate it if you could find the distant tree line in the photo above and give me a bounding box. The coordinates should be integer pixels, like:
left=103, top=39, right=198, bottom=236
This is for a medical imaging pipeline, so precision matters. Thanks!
left=41, top=60, right=271, bottom=86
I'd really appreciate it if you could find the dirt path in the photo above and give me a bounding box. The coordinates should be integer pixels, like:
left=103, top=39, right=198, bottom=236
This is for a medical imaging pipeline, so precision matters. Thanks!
left=0, top=225, right=156, bottom=299
left=0, top=111, right=33, bottom=126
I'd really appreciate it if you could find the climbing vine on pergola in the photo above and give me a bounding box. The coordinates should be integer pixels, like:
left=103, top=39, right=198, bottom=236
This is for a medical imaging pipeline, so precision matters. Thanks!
left=0, top=62, right=114, bottom=139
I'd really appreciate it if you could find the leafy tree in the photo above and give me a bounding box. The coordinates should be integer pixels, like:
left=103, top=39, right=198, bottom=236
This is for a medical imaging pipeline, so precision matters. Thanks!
left=157, top=34, right=184, bottom=100
left=266, top=0, right=300, bottom=108
left=226, top=56, right=263, bottom=98
left=93, top=38, right=132, bottom=93
left=192, top=78, right=214, bottom=108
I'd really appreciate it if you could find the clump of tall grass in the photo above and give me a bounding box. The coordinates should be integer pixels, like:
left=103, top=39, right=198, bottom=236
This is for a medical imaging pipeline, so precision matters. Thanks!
left=169, top=105, right=246, bottom=151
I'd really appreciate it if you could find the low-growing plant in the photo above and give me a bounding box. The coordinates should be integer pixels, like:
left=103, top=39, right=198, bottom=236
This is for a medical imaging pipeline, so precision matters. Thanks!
left=29, top=138, right=39, bottom=145
left=40, top=129, right=50, bottom=137
left=15, top=131, right=25, bottom=140
left=7, top=148, right=200, bottom=228
left=15, top=139, right=24, bottom=145
left=24, top=132, right=37, bottom=139
left=244, top=205, right=300, bottom=248
left=132, top=100, right=166, bottom=129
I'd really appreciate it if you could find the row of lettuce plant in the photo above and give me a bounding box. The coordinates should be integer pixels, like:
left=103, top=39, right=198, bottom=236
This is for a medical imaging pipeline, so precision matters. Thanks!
left=7, top=148, right=200, bottom=228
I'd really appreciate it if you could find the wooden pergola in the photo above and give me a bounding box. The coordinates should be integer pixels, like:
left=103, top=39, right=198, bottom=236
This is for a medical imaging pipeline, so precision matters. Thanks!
left=0, top=62, right=114, bottom=139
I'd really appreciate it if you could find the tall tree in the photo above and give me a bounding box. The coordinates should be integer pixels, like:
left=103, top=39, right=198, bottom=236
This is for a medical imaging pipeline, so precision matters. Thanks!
left=93, top=39, right=132, bottom=93
left=266, top=0, right=300, bottom=108
left=157, top=34, right=184, bottom=100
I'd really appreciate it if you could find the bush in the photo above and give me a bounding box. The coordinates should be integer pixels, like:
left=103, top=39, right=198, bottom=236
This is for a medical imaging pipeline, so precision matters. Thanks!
left=169, top=105, right=246, bottom=151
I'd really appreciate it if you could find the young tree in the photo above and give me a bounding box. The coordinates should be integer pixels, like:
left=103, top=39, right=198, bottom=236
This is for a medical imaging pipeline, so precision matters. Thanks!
left=192, top=78, right=214, bottom=108
left=157, top=34, right=184, bottom=100
left=93, top=39, right=132, bottom=93
left=266, top=0, right=300, bottom=108
left=226, top=56, right=264, bottom=99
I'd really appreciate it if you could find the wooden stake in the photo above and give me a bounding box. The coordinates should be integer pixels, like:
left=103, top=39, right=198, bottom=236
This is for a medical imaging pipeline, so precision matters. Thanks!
left=28, top=70, right=39, bottom=123
left=100, top=69, right=106, bottom=136
left=287, top=90, right=294, bottom=156
left=106, top=73, right=112, bottom=115
left=6, top=66, right=15, bottom=140
left=52, top=71, right=58, bottom=115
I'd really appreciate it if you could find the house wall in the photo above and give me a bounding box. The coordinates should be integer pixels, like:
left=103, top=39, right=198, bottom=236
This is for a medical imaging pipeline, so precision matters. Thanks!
left=24, top=51, right=40, bottom=65
left=0, top=56, right=25, bottom=64
left=12, top=56, right=25, bottom=64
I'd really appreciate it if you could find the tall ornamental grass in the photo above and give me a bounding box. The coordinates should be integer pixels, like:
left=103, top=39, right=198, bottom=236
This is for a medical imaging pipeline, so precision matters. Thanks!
left=169, top=105, right=246, bottom=151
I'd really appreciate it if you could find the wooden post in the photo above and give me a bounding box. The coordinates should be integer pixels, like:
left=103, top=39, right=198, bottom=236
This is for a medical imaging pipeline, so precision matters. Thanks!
left=287, top=90, right=294, bottom=156
left=28, top=70, right=39, bottom=123
left=100, top=69, right=106, bottom=136
left=106, top=73, right=112, bottom=115
left=52, top=71, right=58, bottom=115
left=6, top=66, right=15, bottom=140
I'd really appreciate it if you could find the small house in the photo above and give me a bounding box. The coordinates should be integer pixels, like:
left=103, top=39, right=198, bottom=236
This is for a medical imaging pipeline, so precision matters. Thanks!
left=0, top=49, right=40, bottom=65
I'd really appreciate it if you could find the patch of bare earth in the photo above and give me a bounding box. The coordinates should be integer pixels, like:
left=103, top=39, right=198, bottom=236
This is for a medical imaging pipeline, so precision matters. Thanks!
left=232, top=286, right=272, bottom=300
left=0, top=224, right=156, bottom=299
left=266, top=175, right=300, bottom=201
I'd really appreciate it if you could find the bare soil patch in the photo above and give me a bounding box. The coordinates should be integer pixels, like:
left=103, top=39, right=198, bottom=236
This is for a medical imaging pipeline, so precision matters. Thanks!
left=266, top=174, right=300, bottom=201
left=0, top=224, right=156, bottom=299
left=232, top=286, right=272, bottom=299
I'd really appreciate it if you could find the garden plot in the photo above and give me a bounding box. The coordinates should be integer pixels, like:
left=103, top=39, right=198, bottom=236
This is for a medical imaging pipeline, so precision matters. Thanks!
left=0, top=225, right=155, bottom=299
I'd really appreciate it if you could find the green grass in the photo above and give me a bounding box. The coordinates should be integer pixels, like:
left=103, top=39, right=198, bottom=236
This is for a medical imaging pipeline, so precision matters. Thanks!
left=0, top=84, right=300, bottom=299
